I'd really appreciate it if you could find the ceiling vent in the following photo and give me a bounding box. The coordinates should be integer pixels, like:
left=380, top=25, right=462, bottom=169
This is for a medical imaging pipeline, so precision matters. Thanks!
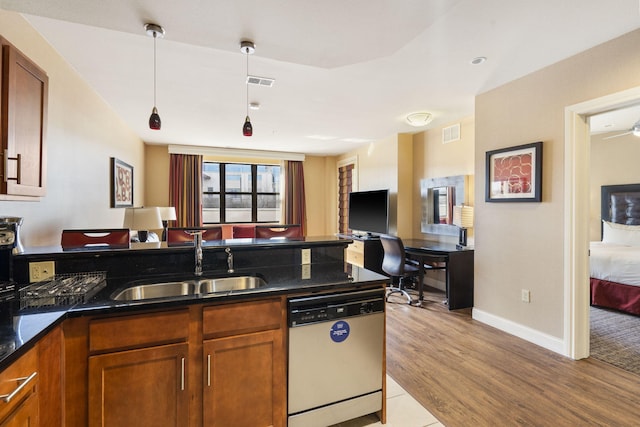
left=442, top=123, right=460, bottom=144
left=247, top=75, right=275, bottom=87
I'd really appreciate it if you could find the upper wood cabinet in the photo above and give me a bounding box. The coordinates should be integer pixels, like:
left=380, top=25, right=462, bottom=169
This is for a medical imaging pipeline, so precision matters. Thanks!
left=1, top=37, right=48, bottom=198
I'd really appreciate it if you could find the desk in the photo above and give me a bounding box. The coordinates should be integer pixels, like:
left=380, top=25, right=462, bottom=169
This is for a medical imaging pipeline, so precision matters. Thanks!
left=403, top=239, right=474, bottom=310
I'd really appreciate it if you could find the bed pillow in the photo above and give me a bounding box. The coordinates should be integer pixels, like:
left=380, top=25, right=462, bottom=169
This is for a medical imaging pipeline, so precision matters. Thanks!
left=602, top=220, right=640, bottom=246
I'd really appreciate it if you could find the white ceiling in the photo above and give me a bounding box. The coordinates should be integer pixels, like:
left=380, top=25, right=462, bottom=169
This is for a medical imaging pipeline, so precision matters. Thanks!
left=2, top=0, right=640, bottom=155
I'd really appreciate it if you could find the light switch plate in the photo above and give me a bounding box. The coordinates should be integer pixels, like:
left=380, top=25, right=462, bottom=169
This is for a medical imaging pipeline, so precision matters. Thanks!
left=301, top=248, right=311, bottom=265
left=301, top=264, right=311, bottom=279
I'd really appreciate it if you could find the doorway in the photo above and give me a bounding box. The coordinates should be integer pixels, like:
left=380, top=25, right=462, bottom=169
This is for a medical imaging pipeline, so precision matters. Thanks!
left=565, top=86, right=640, bottom=359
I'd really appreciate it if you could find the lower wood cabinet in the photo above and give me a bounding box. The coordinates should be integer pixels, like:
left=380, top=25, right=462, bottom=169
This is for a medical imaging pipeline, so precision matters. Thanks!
left=88, top=343, right=189, bottom=427
left=0, top=391, right=38, bottom=427
left=0, top=346, right=39, bottom=427
left=67, top=297, right=286, bottom=427
left=203, top=329, right=284, bottom=427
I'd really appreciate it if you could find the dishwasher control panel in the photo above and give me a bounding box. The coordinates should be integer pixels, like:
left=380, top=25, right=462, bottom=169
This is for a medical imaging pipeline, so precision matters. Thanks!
left=288, top=288, right=384, bottom=327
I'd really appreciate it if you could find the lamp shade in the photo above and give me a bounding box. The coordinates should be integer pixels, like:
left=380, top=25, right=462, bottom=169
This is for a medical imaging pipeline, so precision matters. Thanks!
left=453, top=205, right=474, bottom=229
left=158, top=206, right=177, bottom=221
left=123, top=207, right=163, bottom=231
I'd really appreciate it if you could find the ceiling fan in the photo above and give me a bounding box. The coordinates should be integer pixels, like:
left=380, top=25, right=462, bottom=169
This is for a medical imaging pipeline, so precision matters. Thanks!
left=603, top=118, right=640, bottom=140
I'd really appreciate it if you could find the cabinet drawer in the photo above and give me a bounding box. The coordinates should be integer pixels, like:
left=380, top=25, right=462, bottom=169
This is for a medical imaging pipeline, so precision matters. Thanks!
left=89, top=309, right=189, bottom=353
left=203, top=299, right=283, bottom=339
left=350, top=240, right=364, bottom=253
left=0, top=345, right=38, bottom=422
left=346, top=249, right=364, bottom=267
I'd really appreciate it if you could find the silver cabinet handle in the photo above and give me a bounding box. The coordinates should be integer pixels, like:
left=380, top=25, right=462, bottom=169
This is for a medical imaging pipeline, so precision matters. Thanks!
left=3, top=149, right=21, bottom=184
left=0, top=372, right=37, bottom=403
left=180, top=357, right=185, bottom=391
left=207, top=354, right=211, bottom=387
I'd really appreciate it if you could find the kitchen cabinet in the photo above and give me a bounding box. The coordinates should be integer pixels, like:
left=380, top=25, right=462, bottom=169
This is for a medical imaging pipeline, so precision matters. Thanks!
left=0, top=342, right=39, bottom=426
left=86, top=309, right=190, bottom=427
left=66, top=298, right=286, bottom=427
left=202, top=299, right=285, bottom=427
left=0, top=36, right=48, bottom=198
left=88, top=343, right=189, bottom=427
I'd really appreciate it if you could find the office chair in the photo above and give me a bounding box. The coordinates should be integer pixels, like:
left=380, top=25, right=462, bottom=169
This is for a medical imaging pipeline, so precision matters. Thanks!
left=380, top=234, right=421, bottom=305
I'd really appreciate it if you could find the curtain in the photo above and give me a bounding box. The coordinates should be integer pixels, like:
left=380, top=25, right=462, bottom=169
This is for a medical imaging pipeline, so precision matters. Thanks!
left=338, top=163, right=354, bottom=234
left=169, top=154, right=203, bottom=227
left=284, top=160, right=306, bottom=236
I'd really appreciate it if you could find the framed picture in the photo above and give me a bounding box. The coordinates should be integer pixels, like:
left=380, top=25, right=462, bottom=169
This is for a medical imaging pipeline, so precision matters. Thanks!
left=111, top=157, right=134, bottom=208
left=485, top=141, right=542, bottom=202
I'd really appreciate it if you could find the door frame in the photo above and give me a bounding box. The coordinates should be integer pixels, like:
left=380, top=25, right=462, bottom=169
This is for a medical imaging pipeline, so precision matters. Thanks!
left=564, top=86, right=640, bottom=359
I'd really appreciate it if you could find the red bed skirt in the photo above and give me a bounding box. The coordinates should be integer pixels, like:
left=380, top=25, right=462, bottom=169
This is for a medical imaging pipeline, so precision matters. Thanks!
left=590, top=278, right=640, bottom=315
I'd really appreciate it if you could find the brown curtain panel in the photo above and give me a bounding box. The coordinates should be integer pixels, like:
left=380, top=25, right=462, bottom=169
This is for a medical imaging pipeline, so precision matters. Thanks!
left=338, top=163, right=354, bottom=234
left=169, top=153, right=203, bottom=227
left=284, top=160, right=307, bottom=236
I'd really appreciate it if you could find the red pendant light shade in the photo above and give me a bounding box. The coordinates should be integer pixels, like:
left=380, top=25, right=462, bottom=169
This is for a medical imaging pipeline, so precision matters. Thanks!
left=241, top=41, right=255, bottom=137
left=145, top=23, right=165, bottom=130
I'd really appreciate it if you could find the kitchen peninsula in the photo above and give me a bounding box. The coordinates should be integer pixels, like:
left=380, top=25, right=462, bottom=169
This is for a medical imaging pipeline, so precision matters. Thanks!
left=0, top=236, right=389, bottom=427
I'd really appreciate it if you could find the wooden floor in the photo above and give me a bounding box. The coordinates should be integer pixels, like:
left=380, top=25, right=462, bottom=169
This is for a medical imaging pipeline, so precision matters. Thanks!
left=385, top=288, right=640, bottom=426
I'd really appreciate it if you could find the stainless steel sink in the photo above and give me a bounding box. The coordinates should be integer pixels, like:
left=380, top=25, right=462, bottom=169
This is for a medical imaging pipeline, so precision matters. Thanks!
left=198, top=276, right=266, bottom=293
left=110, top=276, right=267, bottom=301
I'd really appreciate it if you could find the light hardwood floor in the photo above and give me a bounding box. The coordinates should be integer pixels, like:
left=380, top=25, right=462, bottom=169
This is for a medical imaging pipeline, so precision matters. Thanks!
left=386, top=288, right=640, bottom=426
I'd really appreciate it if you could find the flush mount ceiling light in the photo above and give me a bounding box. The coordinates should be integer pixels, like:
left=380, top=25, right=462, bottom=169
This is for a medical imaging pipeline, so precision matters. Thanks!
left=241, top=40, right=255, bottom=137
left=471, top=56, right=487, bottom=65
left=144, top=23, right=165, bottom=130
left=405, top=112, right=433, bottom=127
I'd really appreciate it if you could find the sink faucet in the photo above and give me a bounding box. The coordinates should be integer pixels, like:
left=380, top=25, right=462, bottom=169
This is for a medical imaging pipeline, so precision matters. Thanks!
left=193, top=231, right=203, bottom=276
left=225, top=247, right=234, bottom=273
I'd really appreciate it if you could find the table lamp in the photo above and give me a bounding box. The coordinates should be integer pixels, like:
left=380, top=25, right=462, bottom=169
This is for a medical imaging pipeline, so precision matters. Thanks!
left=123, top=207, right=162, bottom=243
left=158, top=206, right=177, bottom=241
left=453, top=205, right=474, bottom=249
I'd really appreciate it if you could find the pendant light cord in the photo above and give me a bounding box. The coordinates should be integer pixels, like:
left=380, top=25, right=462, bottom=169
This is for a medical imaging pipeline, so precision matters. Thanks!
left=153, top=32, right=157, bottom=108
left=245, top=47, right=249, bottom=117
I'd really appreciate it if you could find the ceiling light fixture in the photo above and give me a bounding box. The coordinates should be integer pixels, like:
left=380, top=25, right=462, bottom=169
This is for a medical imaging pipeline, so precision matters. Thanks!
left=471, top=56, right=487, bottom=65
left=145, top=23, right=165, bottom=130
left=406, top=112, right=433, bottom=127
left=241, top=40, right=255, bottom=137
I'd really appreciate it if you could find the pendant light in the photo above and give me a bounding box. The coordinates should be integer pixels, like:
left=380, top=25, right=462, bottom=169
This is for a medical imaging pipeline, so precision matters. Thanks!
left=240, top=40, right=255, bottom=137
left=145, top=23, right=165, bottom=130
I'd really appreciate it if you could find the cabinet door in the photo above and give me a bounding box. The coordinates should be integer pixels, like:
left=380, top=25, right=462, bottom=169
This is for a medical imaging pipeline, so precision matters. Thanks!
left=0, top=391, right=39, bottom=427
left=203, top=330, right=285, bottom=427
left=88, top=343, right=189, bottom=427
left=1, top=41, right=48, bottom=197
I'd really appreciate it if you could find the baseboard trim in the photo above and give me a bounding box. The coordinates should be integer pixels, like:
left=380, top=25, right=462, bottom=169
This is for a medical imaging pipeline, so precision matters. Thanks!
left=472, top=308, right=566, bottom=355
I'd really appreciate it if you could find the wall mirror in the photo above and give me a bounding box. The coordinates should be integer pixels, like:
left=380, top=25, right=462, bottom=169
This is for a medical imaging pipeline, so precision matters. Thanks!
left=420, top=175, right=469, bottom=236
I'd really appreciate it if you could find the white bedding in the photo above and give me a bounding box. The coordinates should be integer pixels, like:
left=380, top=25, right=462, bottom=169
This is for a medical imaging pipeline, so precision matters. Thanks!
left=590, top=241, right=640, bottom=287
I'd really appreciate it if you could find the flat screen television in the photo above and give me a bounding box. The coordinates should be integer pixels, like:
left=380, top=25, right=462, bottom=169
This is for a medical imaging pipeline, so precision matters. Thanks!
left=348, top=189, right=389, bottom=237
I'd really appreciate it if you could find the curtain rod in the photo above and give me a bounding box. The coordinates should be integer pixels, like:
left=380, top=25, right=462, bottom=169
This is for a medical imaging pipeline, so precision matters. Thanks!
left=167, top=145, right=305, bottom=161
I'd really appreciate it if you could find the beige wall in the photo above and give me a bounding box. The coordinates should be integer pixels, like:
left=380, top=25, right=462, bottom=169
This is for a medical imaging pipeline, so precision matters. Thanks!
left=144, top=144, right=170, bottom=207
left=589, top=132, right=640, bottom=241
left=0, top=11, right=145, bottom=247
left=338, top=135, right=403, bottom=236
left=475, top=28, right=640, bottom=339
left=412, top=117, right=476, bottom=242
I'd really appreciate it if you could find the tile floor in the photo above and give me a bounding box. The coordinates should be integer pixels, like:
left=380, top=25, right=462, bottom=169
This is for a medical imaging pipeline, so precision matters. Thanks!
left=330, top=375, right=444, bottom=427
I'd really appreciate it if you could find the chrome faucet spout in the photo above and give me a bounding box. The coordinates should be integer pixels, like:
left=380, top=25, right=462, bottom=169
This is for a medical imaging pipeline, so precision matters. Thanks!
left=193, top=231, right=203, bottom=276
left=225, top=247, right=234, bottom=273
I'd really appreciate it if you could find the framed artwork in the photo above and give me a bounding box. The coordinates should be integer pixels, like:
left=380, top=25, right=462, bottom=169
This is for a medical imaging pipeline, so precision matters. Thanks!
left=485, top=141, right=542, bottom=202
left=111, top=157, right=134, bottom=208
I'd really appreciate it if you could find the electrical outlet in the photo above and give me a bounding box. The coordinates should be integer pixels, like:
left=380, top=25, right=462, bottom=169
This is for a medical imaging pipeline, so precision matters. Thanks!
left=29, top=261, right=55, bottom=282
left=301, top=248, right=311, bottom=265
left=521, top=289, right=531, bottom=303
left=301, top=264, right=311, bottom=280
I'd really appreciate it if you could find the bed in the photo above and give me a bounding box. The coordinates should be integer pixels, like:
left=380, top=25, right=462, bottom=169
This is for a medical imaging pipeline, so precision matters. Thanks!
left=590, top=183, right=640, bottom=315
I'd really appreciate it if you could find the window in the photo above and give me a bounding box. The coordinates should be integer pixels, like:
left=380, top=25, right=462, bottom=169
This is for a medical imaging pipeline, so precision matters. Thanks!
left=202, top=162, right=281, bottom=224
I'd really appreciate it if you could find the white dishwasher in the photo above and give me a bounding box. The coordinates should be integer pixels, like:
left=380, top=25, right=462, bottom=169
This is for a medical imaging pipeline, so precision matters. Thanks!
left=287, top=288, right=385, bottom=427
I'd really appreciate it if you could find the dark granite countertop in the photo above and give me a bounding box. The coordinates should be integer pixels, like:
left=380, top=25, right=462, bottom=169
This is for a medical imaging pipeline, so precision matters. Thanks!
left=0, top=260, right=387, bottom=371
